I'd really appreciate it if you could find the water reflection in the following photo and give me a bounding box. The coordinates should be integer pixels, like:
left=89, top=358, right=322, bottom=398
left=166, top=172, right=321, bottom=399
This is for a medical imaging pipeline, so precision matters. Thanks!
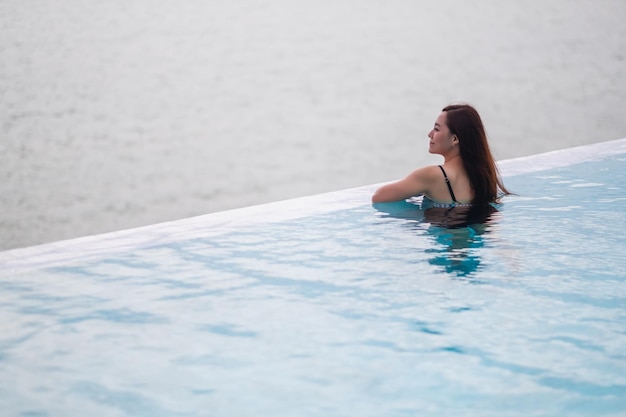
left=373, top=198, right=499, bottom=277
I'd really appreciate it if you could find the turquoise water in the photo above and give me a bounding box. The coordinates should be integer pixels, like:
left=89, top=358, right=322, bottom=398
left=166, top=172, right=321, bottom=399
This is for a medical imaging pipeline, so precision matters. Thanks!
left=1, top=155, right=625, bottom=416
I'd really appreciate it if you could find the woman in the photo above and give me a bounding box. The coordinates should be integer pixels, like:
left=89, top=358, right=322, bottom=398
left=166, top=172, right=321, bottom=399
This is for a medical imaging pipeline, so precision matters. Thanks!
left=372, top=103, right=510, bottom=210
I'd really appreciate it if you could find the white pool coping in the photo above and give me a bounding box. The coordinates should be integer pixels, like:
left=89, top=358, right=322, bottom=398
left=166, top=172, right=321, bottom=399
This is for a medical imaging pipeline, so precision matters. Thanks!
left=2, top=138, right=625, bottom=271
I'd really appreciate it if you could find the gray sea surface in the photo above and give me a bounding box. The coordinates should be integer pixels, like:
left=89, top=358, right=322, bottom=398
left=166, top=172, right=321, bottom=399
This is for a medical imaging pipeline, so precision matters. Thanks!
left=2, top=0, right=625, bottom=251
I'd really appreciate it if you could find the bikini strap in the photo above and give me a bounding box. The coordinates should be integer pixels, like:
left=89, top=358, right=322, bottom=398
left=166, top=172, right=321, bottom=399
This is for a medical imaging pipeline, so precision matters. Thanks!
left=438, top=165, right=458, bottom=203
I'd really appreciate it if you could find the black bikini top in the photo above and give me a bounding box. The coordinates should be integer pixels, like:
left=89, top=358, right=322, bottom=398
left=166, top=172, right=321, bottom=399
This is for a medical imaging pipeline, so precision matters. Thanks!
left=438, top=165, right=458, bottom=203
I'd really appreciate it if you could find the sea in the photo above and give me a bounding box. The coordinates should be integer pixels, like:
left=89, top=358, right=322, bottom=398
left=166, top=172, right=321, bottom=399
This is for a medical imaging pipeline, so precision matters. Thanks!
left=1, top=0, right=625, bottom=251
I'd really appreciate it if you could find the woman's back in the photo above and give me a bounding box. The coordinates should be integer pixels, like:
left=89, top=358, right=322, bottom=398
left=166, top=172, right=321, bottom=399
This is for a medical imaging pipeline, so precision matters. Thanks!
left=424, top=161, right=473, bottom=205
left=372, top=103, right=510, bottom=207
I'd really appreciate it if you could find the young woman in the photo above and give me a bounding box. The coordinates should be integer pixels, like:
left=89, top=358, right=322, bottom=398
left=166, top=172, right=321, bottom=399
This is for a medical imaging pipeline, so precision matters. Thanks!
left=372, top=103, right=510, bottom=209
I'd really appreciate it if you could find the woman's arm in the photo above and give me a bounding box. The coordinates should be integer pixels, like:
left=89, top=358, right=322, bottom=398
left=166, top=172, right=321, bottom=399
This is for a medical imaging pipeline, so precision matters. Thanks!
left=371, top=166, right=438, bottom=203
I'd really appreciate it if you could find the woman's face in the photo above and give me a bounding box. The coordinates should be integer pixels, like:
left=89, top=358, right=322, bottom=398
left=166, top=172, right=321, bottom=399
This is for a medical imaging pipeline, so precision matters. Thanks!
left=427, top=112, right=455, bottom=155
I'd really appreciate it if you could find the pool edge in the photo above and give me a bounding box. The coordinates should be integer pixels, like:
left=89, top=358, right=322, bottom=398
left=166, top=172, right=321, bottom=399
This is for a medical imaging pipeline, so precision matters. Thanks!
left=2, top=138, right=625, bottom=271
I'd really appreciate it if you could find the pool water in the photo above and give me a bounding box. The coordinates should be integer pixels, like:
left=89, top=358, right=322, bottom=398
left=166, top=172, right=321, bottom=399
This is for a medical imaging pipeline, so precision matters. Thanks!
left=1, top=148, right=625, bottom=416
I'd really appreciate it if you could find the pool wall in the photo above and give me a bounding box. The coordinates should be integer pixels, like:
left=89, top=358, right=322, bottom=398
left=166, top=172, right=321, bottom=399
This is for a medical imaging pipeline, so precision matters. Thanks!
left=2, top=138, right=626, bottom=271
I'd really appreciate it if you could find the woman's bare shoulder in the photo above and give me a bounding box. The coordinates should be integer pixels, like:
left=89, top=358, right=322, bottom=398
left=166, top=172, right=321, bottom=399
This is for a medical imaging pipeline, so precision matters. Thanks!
left=406, top=165, right=442, bottom=181
left=372, top=165, right=441, bottom=203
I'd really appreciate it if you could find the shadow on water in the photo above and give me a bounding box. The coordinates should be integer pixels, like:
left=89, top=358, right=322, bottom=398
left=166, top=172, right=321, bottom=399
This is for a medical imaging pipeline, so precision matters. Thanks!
left=373, top=199, right=500, bottom=277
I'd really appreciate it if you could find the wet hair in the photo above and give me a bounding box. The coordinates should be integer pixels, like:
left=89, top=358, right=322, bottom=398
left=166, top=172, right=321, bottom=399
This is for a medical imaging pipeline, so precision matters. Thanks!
left=442, top=103, right=511, bottom=204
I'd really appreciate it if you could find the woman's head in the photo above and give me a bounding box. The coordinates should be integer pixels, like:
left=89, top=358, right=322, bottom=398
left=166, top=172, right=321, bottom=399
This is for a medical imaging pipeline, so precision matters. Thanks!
left=442, top=104, right=487, bottom=153
left=441, top=103, right=510, bottom=203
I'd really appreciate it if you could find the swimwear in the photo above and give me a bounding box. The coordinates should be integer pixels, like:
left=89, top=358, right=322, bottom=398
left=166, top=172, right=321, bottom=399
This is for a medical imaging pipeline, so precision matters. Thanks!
left=419, top=166, right=473, bottom=209
left=438, top=165, right=457, bottom=203
left=421, top=196, right=472, bottom=209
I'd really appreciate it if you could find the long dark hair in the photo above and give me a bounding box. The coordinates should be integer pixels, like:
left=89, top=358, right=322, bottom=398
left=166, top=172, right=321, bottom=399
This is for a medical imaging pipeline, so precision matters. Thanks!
left=442, top=104, right=511, bottom=204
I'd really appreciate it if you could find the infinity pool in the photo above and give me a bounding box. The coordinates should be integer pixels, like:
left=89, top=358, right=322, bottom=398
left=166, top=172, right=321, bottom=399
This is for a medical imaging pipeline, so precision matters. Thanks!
left=1, top=140, right=625, bottom=416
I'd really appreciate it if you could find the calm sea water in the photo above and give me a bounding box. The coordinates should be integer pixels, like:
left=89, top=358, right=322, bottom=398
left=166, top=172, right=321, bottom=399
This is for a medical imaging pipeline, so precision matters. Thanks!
left=1, top=0, right=626, bottom=250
